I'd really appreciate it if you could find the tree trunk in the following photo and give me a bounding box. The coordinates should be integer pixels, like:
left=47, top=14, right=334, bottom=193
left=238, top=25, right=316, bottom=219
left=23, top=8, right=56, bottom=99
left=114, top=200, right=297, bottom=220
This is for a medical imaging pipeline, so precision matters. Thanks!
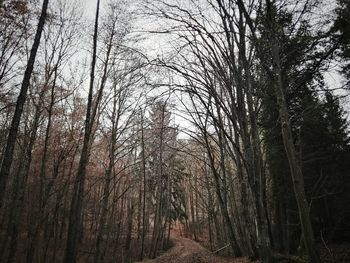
left=204, top=137, right=241, bottom=257
left=124, top=199, right=134, bottom=252
left=140, top=110, right=147, bottom=261
left=274, top=61, right=320, bottom=263
left=0, top=0, right=49, bottom=206
left=267, top=3, right=320, bottom=262
left=236, top=0, right=321, bottom=261
left=64, top=1, right=100, bottom=262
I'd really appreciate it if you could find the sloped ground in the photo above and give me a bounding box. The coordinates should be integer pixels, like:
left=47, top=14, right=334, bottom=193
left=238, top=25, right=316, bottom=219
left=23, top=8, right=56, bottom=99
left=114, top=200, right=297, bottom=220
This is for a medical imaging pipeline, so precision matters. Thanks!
left=137, top=237, right=254, bottom=263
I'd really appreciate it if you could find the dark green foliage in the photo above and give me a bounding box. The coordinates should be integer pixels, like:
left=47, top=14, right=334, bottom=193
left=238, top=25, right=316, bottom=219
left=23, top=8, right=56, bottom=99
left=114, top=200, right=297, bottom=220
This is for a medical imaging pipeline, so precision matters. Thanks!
left=303, top=92, right=350, bottom=242
left=262, top=80, right=350, bottom=249
left=260, top=1, right=350, bottom=253
left=333, top=0, right=350, bottom=83
left=169, top=158, right=187, bottom=222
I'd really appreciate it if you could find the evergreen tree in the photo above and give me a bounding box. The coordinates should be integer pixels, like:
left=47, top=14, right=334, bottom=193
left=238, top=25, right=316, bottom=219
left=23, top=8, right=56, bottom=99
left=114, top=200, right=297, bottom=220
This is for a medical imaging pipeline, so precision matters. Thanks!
left=333, top=0, right=350, bottom=84
left=147, top=100, right=186, bottom=257
left=259, top=1, right=350, bottom=253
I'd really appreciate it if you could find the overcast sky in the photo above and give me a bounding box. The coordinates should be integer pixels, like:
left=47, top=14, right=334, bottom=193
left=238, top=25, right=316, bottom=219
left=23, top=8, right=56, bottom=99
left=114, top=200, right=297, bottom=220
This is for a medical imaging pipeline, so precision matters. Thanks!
left=82, top=0, right=98, bottom=19
left=79, top=0, right=349, bottom=117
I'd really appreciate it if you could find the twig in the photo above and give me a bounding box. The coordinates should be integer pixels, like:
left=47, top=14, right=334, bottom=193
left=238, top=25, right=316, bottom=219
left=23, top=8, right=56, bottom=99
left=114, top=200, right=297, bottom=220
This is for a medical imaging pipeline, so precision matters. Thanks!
left=212, top=243, right=230, bottom=254
left=321, top=230, right=334, bottom=263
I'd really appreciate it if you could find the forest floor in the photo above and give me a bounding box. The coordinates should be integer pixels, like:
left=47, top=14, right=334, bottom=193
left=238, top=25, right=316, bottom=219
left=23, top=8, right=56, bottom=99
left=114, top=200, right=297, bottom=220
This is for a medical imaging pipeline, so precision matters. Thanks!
left=136, top=236, right=255, bottom=263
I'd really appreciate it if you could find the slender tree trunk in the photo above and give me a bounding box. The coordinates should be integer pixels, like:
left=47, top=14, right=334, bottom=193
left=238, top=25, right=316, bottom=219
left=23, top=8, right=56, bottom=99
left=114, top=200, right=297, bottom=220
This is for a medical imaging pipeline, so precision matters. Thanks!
left=137, top=178, right=142, bottom=241
left=235, top=0, right=321, bottom=261
left=149, top=106, right=167, bottom=259
left=273, top=54, right=320, bottom=263
left=266, top=2, right=320, bottom=261
left=189, top=181, right=197, bottom=240
left=0, top=0, right=49, bottom=206
left=27, top=64, right=60, bottom=263
left=204, top=136, right=241, bottom=257
left=9, top=105, right=42, bottom=263
left=140, top=111, right=147, bottom=261
left=124, top=198, right=134, bottom=252
left=204, top=162, right=214, bottom=251
left=94, top=83, right=119, bottom=263
left=94, top=167, right=112, bottom=263
left=64, top=1, right=100, bottom=262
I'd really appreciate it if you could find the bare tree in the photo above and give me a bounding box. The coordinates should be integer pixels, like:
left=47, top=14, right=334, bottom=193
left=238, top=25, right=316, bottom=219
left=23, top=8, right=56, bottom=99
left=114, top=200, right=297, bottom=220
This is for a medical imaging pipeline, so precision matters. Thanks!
left=64, top=1, right=101, bottom=262
left=0, top=0, right=50, bottom=206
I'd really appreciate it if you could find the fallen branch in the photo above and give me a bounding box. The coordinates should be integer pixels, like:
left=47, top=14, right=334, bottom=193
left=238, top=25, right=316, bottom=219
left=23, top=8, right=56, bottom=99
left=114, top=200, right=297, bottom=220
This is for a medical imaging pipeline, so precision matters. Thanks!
left=212, top=243, right=230, bottom=254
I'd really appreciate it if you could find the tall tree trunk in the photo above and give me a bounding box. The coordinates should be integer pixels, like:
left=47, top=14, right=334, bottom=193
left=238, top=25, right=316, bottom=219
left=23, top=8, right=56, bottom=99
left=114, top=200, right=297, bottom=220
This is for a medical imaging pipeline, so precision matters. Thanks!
left=189, top=180, right=197, bottom=240
left=124, top=198, right=134, bottom=252
left=140, top=110, right=147, bottom=261
left=273, top=51, right=320, bottom=263
left=149, top=105, right=167, bottom=259
left=94, top=161, right=112, bottom=263
left=11, top=105, right=41, bottom=263
left=64, top=1, right=100, bottom=262
left=27, top=63, right=60, bottom=263
left=204, top=135, right=241, bottom=257
left=0, top=0, right=49, bottom=206
left=94, top=82, right=119, bottom=263
left=236, top=0, right=321, bottom=261
left=266, top=1, right=320, bottom=261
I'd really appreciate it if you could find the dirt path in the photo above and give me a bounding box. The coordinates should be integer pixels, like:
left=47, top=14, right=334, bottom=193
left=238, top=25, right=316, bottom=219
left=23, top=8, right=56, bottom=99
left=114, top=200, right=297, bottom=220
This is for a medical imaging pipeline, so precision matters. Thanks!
left=137, top=237, right=253, bottom=263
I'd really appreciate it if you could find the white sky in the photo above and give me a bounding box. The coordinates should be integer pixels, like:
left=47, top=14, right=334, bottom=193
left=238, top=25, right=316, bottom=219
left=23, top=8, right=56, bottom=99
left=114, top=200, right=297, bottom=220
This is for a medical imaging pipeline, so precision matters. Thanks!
left=84, top=0, right=99, bottom=18
left=80, top=0, right=349, bottom=125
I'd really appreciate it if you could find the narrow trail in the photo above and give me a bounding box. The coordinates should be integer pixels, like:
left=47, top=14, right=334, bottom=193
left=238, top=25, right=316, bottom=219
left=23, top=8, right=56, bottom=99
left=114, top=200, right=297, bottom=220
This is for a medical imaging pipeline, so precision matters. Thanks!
left=137, top=237, right=254, bottom=263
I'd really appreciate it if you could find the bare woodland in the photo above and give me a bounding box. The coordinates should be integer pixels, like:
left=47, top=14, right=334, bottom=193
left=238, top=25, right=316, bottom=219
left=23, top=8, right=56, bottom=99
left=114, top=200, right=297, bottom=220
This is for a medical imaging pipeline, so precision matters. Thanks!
left=0, top=0, right=350, bottom=262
